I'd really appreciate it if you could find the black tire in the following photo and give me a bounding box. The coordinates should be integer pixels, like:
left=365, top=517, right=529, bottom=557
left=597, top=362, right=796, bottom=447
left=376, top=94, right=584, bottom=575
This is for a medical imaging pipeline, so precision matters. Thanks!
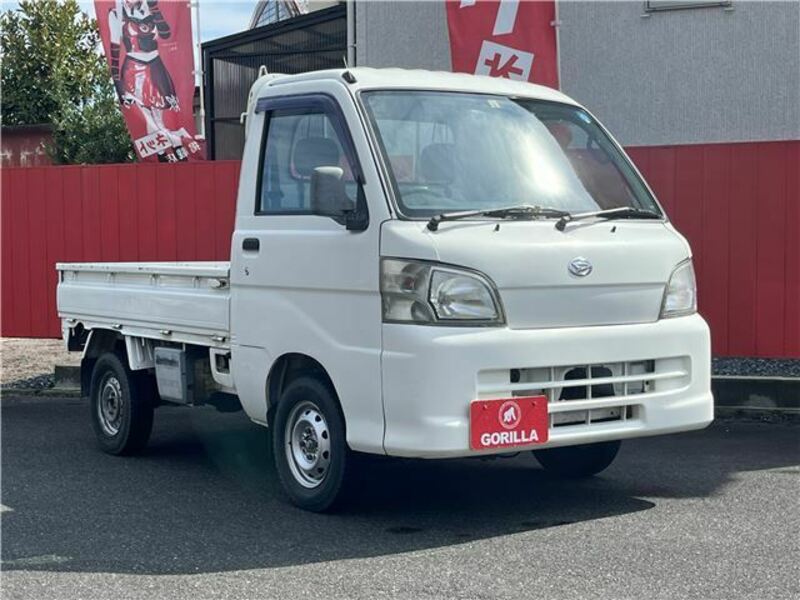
left=272, top=375, right=352, bottom=512
left=89, top=352, right=155, bottom=455
left=533, top=440, right=621, bottom=478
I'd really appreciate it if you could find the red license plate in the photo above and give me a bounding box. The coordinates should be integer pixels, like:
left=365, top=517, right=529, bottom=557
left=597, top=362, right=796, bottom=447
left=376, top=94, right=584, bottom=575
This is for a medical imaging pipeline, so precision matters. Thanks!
left=470, top=396, right=549, bottom=450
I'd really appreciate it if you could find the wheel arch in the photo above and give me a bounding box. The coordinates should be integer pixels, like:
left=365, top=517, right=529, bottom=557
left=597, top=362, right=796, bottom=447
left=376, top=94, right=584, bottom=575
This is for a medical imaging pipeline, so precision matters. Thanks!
left=80, top=329, right=125, bottom=396
left=265, top=353, right=339, bottom=425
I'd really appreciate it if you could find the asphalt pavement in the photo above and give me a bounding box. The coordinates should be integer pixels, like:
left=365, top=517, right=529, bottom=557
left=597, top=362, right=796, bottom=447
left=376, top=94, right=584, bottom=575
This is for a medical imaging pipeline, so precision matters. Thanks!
left=2, top=395, right=798, bottom=600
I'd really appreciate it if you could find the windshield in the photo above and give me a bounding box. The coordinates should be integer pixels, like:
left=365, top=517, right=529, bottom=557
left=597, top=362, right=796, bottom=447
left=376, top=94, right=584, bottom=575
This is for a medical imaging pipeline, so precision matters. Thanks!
left=361, top=91, right=660, bottom=218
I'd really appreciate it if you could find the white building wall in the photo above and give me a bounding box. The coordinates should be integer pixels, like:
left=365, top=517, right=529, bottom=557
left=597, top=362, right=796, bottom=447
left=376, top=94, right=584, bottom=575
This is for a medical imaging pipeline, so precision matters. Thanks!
left=558, top=0, right=800, bottom=146
left=355, top=0, right=800, bottom=147
left=356, top=0, right=452, bottom=71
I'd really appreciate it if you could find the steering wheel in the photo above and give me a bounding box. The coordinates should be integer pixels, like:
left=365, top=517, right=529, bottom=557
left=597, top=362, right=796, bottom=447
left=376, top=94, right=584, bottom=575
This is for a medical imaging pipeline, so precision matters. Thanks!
left=398, top=183, right=463, bottom=208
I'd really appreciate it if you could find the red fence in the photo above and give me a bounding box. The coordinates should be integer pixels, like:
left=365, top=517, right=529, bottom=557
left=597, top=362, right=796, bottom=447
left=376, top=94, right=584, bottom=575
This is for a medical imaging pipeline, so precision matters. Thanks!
left=1, top=142, right=798, bottom=357
left=626, top=141, right=798, bottom=358
left=1, top=161, right=239, bottom=339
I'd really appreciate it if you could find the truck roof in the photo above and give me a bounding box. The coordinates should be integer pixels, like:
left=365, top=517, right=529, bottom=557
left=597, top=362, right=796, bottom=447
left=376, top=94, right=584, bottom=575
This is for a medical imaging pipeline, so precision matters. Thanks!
left=259, top=67, right=580, bottom=107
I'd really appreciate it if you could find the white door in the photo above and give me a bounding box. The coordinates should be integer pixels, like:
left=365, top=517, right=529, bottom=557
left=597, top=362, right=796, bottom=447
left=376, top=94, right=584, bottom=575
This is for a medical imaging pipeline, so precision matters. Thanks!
left=230, top=83, right=389, bottom=454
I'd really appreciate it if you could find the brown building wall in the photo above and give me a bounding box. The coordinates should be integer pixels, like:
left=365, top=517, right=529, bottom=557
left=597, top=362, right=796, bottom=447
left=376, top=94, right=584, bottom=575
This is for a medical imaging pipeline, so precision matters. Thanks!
left=1, top=125, right=53, bottom=167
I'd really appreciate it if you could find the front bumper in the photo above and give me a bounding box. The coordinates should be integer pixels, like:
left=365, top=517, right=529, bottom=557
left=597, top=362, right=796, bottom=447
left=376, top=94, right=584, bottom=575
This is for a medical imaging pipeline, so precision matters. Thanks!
left=381, top=314, right=713, bottom=458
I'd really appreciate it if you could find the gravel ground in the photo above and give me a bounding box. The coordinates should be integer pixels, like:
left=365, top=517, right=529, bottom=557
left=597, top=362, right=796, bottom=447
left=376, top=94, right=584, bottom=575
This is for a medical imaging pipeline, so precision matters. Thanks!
left=712, top=357, right=800, bottom=377
left=1, top=338, right=79, bottom=391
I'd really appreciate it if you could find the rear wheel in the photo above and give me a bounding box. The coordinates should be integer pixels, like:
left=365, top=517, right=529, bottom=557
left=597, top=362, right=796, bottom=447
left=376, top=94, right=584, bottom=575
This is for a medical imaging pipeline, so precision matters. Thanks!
left=272, top=375, right=352, bottom=512
left=533, top=440, right=621, bottom=478
left=89, top=352, right=155, bottom=455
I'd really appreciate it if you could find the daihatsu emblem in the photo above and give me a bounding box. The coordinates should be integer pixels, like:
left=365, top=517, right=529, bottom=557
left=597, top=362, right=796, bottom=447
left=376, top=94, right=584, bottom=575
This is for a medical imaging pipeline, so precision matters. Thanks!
left=568, top=257, right=593, bottom=277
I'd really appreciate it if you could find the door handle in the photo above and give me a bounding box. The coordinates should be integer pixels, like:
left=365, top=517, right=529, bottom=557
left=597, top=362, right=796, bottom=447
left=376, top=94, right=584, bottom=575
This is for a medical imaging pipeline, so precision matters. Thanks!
left=242, top=238, right=260, bottom=252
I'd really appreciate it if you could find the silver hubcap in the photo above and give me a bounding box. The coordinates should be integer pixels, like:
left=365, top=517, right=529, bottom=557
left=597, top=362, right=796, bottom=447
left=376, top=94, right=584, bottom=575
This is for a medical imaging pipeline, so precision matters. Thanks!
left=98, top=374, right=124, bottom=436
left=284, top=401, right=331, bottom=489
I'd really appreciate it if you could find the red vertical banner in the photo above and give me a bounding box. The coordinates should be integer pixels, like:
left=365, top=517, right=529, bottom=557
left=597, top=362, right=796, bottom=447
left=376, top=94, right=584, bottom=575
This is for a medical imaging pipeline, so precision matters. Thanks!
left=446, top=0, right=559, bottom=89
left=95, top=0, right=205, bottom=162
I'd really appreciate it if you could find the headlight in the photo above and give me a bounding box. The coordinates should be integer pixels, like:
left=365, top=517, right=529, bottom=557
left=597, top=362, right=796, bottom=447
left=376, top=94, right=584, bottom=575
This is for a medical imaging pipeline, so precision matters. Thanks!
left=660, top=259, right=697, bottom=318
left=381, top=258, right=504, bottom=325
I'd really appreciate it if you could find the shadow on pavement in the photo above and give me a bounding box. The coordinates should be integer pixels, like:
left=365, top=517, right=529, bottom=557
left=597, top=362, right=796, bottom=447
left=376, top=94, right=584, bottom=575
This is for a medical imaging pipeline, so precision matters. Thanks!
left=1, top=396, right=797, bottom=575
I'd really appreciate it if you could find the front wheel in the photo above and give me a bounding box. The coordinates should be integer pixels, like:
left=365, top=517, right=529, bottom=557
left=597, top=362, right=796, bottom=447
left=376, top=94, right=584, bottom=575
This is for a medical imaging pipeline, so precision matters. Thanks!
left=533, top=440, right=621, bottom=478
left=272, top=376, right=352, bottom=512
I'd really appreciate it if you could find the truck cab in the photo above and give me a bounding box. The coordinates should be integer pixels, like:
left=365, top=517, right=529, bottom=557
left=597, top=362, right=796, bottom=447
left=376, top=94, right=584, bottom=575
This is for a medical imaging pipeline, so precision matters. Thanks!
left=58, top=68, right=713, bottom=511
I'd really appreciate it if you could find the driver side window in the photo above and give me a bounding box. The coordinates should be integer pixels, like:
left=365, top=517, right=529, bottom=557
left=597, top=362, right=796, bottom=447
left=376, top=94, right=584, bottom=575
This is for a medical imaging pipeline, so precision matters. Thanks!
left=257, top=109, right=355, bottom=215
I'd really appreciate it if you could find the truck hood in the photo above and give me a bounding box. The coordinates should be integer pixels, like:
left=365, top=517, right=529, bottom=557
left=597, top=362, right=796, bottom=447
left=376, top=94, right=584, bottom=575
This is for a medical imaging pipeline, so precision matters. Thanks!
left=380, top=219, right=690, bottom=329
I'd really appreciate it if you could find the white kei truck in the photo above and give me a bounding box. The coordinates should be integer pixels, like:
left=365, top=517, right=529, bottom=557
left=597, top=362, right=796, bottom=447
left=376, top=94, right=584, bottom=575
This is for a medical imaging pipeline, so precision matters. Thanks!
left=57, top=68, right=713, bottom=511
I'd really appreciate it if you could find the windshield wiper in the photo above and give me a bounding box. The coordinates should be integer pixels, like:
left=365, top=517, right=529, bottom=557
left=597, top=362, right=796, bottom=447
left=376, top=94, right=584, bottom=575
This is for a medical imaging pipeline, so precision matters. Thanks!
left=554, top=206, right=662, bottom=232
left=427, top=205, right=570, bottom=232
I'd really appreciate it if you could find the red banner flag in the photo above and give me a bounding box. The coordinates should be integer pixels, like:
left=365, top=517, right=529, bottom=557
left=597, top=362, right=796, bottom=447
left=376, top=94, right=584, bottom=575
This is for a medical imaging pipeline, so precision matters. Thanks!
left=445, top=0, right=559, bottom=89
left=95, top=0, right=206, bottom=162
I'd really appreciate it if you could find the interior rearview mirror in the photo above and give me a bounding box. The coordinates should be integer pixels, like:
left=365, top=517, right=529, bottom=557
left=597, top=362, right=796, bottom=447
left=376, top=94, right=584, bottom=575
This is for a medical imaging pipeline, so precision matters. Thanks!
left=310, top=166, right=354, bottom=217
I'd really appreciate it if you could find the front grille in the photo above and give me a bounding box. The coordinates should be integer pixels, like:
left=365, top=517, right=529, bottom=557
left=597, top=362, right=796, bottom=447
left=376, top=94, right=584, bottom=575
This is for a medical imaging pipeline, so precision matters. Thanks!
left=477, top=357, right=690, bottom=429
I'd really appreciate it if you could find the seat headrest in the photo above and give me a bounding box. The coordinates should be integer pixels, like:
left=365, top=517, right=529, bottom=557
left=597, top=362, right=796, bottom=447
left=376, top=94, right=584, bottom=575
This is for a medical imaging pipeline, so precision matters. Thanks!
left=419, top=143, right=455, bottom=184
left=545, top=122, right=573, bottom=149
left=292, top=137, right=342, bottom=178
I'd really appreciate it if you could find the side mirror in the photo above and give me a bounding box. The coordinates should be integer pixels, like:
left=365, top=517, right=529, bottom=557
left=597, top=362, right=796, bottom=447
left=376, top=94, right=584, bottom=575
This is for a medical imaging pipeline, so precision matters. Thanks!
left=310, top=166, right=354, bottom=217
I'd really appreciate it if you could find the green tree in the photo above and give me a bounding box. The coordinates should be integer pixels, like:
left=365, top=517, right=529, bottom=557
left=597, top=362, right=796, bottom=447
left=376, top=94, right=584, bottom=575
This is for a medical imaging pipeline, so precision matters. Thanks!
left=48, top=79, right=135, bottom=164
left=1, top=0, right=134, bottom=163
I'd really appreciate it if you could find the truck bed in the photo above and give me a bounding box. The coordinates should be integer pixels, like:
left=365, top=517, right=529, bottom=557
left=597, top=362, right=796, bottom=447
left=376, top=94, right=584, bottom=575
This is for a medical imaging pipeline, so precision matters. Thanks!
left=57, top=262, right=231, bottom=347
